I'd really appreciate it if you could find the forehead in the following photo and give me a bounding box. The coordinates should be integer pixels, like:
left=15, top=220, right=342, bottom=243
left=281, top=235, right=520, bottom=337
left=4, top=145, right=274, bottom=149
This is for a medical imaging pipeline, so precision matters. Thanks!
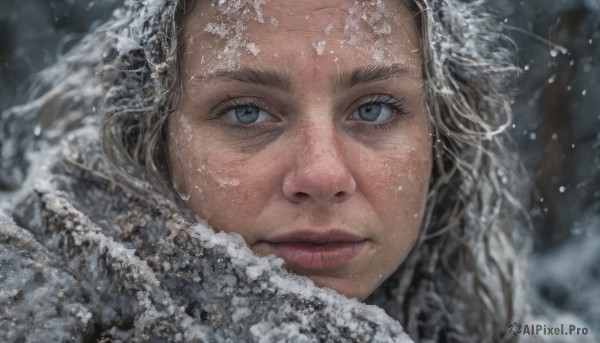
left=181, top=0, right=421, bottom=76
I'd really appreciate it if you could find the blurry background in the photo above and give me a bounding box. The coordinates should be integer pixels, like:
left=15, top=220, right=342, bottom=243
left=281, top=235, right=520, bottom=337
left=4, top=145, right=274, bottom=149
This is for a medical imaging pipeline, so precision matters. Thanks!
left=1, top=0, right=598, bottom=335
left=488, top=0, right=600, bottom=333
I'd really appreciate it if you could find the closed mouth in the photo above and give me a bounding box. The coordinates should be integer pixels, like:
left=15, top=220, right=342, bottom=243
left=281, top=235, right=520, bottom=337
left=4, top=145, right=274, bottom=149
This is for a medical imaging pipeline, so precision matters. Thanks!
left=261, top=229, right=368, bottom=271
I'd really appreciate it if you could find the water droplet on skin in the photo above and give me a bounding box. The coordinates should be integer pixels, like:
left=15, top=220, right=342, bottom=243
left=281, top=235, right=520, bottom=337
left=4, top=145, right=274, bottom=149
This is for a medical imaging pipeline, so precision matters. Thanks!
left=397, top=185, right=403, bottom=191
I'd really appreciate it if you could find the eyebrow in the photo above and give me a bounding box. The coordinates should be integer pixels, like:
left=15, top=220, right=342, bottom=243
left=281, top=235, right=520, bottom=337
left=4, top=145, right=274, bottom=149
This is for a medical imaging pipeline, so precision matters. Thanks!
left=190, top=63, right=419, bottom=93
left=332, top=63, right=420, bottom=92
left=192, top=67, right=294, bottom=92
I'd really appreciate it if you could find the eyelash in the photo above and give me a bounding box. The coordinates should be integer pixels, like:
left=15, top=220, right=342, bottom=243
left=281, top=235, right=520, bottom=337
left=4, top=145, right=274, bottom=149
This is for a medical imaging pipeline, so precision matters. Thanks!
left=211, top=98, right=269, bottom=118
left=350, top=94, right=409, bottom=131
left=210, top=97, right=274, bottom=134
left=209, top=94, right=409, bottom=132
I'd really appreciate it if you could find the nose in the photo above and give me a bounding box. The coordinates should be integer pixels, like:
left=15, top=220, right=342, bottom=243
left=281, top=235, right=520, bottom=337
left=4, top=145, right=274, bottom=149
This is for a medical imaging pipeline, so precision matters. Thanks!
left=282, top=125, right=357, bottom=204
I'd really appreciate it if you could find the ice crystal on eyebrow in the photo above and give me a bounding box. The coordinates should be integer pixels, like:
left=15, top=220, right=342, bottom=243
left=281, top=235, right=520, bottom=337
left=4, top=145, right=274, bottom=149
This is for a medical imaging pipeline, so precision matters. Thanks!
left=313, top=41, right=327, bottom=56
left=246, top=42, right=260, bottom=56
left=199, top=0, right=270, bottom=70
left=212, top=20, right=247, bottom=69
left=374, top=21, right=391, bottom=35
left=343, top=0, right=394, bottom=62
left=204, top=22, right=230, bottom=37
left=213, top=0, right=267, bottom=23
left=252, top=0, right=266, bottom=23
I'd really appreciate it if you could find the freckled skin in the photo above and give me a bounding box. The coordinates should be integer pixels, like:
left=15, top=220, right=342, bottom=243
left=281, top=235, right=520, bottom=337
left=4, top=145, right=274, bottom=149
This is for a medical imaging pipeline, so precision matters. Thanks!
left=167, top=0, right=432, bottom=300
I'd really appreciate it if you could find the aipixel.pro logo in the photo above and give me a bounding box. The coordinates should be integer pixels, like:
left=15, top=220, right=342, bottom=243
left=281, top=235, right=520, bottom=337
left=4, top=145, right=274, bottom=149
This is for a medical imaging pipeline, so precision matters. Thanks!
left=509, top=322, right=589, bottom=336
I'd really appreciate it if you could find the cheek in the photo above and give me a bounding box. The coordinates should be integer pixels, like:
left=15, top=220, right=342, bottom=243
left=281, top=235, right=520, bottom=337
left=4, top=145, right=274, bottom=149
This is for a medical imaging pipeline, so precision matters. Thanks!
left=167, top=115, right=276, bottom=229
left=196, top=167, right=265, bottom=226
left=166, top=115, right=194, bottom=196
left=356, top=135, right=432, bottom=228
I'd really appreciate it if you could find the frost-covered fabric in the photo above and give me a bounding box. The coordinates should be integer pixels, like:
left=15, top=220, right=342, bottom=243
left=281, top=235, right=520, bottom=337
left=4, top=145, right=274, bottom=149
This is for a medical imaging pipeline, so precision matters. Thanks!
left=0, top=132, right=412, bottom=342
left=6, top=0, right=599, bottom=341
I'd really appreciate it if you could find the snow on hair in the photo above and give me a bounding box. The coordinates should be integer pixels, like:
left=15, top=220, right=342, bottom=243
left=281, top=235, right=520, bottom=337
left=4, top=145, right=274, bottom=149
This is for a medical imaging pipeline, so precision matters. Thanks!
left=99, top=0, right=527, bottom=341
left=367, top=1, right=528, bottom=341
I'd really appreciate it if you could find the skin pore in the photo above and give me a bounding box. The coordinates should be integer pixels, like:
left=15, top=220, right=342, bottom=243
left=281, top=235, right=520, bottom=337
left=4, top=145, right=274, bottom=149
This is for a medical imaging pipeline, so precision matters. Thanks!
left=167, top=0, right=432, bottom=300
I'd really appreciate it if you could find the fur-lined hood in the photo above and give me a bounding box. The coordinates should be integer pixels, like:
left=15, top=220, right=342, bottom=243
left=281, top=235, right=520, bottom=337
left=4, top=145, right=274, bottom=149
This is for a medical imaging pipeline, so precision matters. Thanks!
left=0, top=130, right=412, bottom=342
left=0, top=0, right=531, bottom=341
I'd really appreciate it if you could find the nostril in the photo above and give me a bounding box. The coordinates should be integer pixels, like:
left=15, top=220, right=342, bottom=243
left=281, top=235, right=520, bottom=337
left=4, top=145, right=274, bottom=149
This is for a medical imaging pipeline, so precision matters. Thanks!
left=295, top=192, right=310, bottom=199
left=282, top=163, right=357, bottom=203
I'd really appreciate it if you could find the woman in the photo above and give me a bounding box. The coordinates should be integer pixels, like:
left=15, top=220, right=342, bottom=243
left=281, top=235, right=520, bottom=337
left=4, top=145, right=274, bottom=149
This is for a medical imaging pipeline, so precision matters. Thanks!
left=0, top=0, right=525, bottom=341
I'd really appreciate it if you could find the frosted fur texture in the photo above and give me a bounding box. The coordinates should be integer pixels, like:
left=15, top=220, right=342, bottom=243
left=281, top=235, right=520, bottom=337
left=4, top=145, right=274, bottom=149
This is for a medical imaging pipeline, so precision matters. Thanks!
left=1, top=132, right=412, bottom=342
left=366, top=1, right=528, bottom=341
left=99, top=0, right=527, bottom=341
left=0, top=0, right=530, bottom=341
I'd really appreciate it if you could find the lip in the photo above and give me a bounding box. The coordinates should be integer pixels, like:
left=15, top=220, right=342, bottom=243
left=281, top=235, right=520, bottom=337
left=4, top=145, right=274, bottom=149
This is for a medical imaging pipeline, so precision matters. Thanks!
left=261, top=229, right=367, bottom=271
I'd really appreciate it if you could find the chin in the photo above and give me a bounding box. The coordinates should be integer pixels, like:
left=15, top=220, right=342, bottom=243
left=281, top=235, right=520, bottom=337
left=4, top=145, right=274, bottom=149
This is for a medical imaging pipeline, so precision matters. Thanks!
left=298, top=273, right=379, bottom=301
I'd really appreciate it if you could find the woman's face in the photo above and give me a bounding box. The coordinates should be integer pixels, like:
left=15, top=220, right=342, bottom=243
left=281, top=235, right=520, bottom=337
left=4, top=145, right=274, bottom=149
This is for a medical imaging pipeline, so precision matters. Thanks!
left=167, top=0, right=432, bottom=300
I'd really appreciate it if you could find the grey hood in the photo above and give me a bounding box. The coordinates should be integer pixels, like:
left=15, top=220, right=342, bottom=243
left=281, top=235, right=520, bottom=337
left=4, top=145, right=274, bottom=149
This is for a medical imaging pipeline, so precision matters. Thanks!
left=0, top=130, right=412, bottom=342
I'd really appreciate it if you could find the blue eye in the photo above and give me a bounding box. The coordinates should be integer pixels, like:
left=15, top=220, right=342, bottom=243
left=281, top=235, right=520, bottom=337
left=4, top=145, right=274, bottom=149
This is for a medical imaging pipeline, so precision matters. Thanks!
left=352, top=103, right=393, bottom=122
left=234, top=106, right=259, bottom=123
left=225, top=105, right=271, bottom=125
